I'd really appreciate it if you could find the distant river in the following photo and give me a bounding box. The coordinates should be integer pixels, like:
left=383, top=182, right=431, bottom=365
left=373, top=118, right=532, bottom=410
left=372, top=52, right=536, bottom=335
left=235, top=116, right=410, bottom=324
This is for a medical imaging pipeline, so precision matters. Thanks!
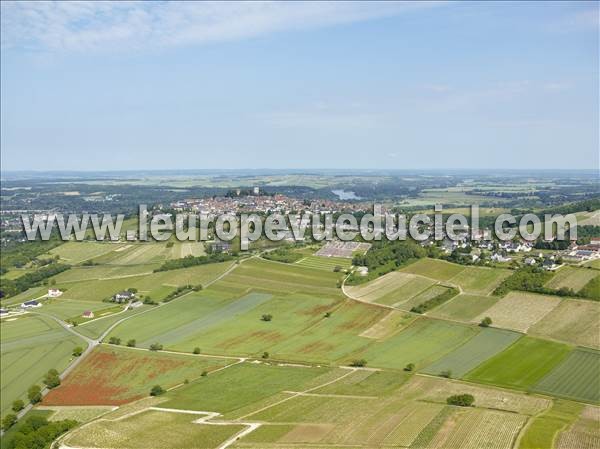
left=332, top=189, right=361, bottom=200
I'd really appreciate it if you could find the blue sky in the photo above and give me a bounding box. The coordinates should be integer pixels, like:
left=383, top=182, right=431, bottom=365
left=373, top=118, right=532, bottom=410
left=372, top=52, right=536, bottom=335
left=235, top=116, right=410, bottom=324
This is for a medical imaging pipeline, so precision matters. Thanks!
left=1, top=1, right=598, bottom=171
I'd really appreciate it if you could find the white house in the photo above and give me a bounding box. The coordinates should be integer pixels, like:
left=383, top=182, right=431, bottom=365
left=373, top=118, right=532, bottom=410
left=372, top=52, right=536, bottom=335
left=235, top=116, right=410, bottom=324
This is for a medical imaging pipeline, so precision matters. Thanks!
left=21, top=300, right=42, bottom=309
left=113, top=291, right=135, bottom=303
left=48, top=288, right=63, bottom=298
left=491, top=253, right=512, bottom=263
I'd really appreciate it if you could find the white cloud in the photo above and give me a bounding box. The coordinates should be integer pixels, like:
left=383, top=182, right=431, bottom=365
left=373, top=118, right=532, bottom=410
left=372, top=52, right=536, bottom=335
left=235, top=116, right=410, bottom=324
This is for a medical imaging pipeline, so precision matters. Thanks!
left=0, top=1, right=441, bottom=52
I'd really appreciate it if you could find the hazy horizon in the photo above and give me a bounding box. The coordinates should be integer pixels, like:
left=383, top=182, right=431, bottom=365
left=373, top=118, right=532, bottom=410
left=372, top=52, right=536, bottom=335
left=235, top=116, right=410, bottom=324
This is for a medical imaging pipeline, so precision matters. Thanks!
left=1, top=1, right=598, bottom=171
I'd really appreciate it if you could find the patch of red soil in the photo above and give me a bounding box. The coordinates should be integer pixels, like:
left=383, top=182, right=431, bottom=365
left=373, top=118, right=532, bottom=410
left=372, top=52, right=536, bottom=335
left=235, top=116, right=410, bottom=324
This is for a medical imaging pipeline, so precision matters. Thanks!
left=42, top=347, right=193, bottom=406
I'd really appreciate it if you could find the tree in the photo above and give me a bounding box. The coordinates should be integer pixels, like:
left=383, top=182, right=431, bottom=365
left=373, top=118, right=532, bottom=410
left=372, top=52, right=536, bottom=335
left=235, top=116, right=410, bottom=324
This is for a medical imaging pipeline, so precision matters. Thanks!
left=349, top=359, right=367, bottom=367
left=1, top=414, right=17, bottom=431
left=126, top=339, right=136, bottom=347
left=324, top=312, right=332, bottom=318
left=446, top=394, right=475, bottom=407
left=193, top=347, right=201, bottom=354
left=479, top=317, right=492, bottom=327
left=28, top=385, right=42, bottom=404
left=201, top=370, right=208, bottom=377
left=43, top=369, right=61, bottom=388
left=12, top=399, right=24, bottom=412
left=404, top=363, right=415, bottom=372
left=261, top=313, right=273, bottom=322
left=72, top=346, right=83, bottom=357
left=262, top=351, right=269, bottom=359
left=108, top=336, right=121, bottom=345
left=149, top=343, right=163, bottom=351
left=150, top=385, right=165, bottom=396
left=440, top=370, right=452, bottom=379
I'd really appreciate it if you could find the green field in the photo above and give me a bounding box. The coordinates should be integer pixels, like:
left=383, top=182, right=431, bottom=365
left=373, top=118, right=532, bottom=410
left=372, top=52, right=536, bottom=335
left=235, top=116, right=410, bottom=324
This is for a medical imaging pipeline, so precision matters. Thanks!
left=64, top=409, right=245, bottom=449
left=355, top=318, right=478, bottom=370
left=295, top=255, right=351, bottom=271
left=579, top=275, right=600, bottom=300
left=39, top=299, right=120, bottom=321
left=48, top=241, right=128, bottom=264
left=160, top=362, right=330, bottom=416
left=397, top=284, right=452, bottom=311
left=429, top=294, right=500, bottom=322
left=518, top=399, right=583, bottom=449
left=400, top=258, right=466, bottom=281
left=449, top=266, right=511, bottom=295
left=43, top=345, right=232, bottom=406
left=44, top=262, right=233, bottom=304
left=422, top=328, right=522, bottom=378
left=533, top=348, right=600, bottom=404
left=269, top=300, right=387, bottom=363
left=345, top=271, right=434, bottom=304
left=1, top=314, right=86, bottom=415
left=220, top=258, right=343, bottom=297
left=464, top=337, right=572, bottom=390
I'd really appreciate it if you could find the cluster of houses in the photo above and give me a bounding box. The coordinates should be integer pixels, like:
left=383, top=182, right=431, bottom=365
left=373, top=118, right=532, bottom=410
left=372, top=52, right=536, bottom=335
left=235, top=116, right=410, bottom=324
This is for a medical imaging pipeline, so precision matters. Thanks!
left=4, top=288, right=141, bottom=320
left=561, top=239, right=600, bottom=263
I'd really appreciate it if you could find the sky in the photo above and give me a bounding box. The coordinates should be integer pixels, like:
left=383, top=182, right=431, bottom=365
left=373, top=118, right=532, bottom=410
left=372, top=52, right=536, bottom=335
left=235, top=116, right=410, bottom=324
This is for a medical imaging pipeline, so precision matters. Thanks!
left=1, top=1, right=598, bottom=171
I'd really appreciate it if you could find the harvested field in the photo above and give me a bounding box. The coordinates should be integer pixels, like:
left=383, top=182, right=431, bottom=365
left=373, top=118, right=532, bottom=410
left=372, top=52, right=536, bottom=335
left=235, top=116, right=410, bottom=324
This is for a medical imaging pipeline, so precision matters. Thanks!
left=533, top=348, right=600, bottom=404
left=528, top=299, right=600, bottom=348
left=43, top=346, right=231, bottom=406
left=432, top=408, right=526, bottom=449
left=473, top=291, right=561, bottom=332
left=381, top=402, right=444, bottom=447
left=359, top=310, right=415, bottom=339
left=63, top=409, right=245, bottom=449
left=345, top=271, right=420, bottom=302
left=429, top=294, right=499, bottom=322
left=545, top=266, right=599, bottom=292
left=39, top=405, right=115, bottom=422
left=405, top=375, right=550, bottom=415
left=556, top=405, right=600, bottom=449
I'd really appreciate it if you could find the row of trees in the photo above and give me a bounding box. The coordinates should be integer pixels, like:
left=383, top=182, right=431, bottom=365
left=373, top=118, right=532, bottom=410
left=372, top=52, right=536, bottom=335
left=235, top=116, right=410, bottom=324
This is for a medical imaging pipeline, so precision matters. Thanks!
left=154, top=253, right=233, bottom=272
left=0, top=263, right=70, bottom=298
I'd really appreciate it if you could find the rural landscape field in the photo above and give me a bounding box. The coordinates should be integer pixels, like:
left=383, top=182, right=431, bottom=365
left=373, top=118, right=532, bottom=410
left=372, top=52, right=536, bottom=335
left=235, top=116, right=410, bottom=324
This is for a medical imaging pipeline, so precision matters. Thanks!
left=1, top=1, right=599, bottom=448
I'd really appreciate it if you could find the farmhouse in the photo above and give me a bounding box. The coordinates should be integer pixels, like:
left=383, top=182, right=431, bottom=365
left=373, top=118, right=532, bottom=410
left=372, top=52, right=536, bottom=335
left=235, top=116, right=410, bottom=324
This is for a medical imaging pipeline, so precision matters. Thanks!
left=0, top=308, right=8, bottom=316
left=82, top=310, right=94, bottom=319
left=21, top=300, right=42, bottom=309
left=543, top=259, right=559, bottom=271
left=128, top=301, right=143, bottom=309
left=48, top=288, right=63, bottom=298
left=113, top=291, right=135, bottom=303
